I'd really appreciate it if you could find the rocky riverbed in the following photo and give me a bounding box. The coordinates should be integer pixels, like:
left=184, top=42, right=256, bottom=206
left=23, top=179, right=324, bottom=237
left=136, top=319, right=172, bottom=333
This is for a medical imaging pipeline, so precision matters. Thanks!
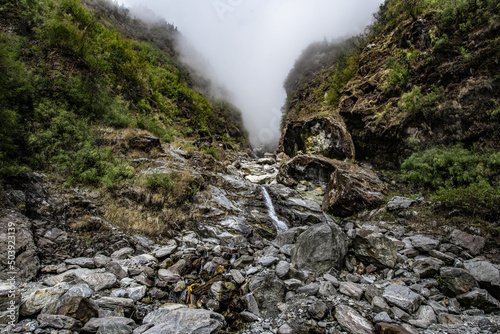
left=1, top=145, right=500, bottom=334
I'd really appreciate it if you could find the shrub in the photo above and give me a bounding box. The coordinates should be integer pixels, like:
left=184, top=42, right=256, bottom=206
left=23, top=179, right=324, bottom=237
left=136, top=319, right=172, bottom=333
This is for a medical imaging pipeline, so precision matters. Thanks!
left=145, top=171, right=173, bottom=193
left=204, top=146, right=219, bottom=160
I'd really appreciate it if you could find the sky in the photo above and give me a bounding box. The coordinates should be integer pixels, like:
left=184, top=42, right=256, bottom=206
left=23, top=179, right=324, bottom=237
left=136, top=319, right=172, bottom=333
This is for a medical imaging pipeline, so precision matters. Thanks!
left=119, top=0, right=384, bottom=148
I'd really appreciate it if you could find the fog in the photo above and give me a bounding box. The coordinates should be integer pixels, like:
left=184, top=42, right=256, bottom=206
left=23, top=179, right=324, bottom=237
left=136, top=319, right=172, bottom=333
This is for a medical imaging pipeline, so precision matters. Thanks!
left=119, top=0, right=384, bottom=148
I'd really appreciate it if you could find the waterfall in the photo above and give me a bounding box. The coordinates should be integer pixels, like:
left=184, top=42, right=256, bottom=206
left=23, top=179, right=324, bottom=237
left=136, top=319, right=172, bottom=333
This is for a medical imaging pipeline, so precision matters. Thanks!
left=261, top=187, right=288, bottom=232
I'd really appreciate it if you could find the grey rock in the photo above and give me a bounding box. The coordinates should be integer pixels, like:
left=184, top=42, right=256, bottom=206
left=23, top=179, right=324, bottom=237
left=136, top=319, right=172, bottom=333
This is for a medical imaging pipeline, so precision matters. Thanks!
left=284, top=279, right=302, bottom=291
left=353, top=229, right=398, bottom=268
left=249, top=271, right=286, bottom=317
left=157, top=269, right=180, bottom=283
left=142, top=308, right=224, bottom=334
left=292, top=222, right=348, bottom=273
left=258, top=256, right=279, bottom=267
left=439, top=267, right=476, bottom=295
left=44, top=268, right=117, bottom=292
left=308, top=300, right=328, bottom=320
left=373, top=312, right=392, bottom=323
left=407, top=235, right=439, bottom=252
left=438, top=313, right=464, bottom=325
left=390, top=306, right=411, bottom=322
left=240, top=311, right=259, bottom=322
left=323, top=274, right=339, bottom=287
left=20, top=283, right=70, bottom=316
left=450, top=229, right=485, bottom=255
left=297, top=283, right=320, bottom=296
left=428, top=250, right=455, bottom=265
left=412, top=257, right=445, bottom=278
left=65, top=257, right=95, bottom=269
left=153, top=244, right=177, bottom=260
left=94, top=254, right=111, bottom=268
left=133, top=324, right=154, bottom=334
left=382, top=284, right=422, bottom=313
left=111, top=286, right=146, bottom=301
left=409, top=305, right=437, bottom=328
left=81, top=317, right=136, bottom=334
left=276, top=261, right=290, bottom=278
left=372, top=296, right=391, bottom=313
left=37, top=314, right=82, bottom=331
left=106, top=262, right=129, bottom=280
left=97, top=321, right=133, bottom=334
left=335, top=304, right=375, bottom=334
left=457, top=288, right=500, bottom=312
left=339, top=282, right=364, bottom=300
left=241, top=293, right=260, bottom=317
left=230, top=269, right=245, bottom=285
left=0, top=283, right=20, bottom=324
left=387, top=196, right=415, bottom=211
left=95, top=297, right=135, bottom=316
left=463, top=259, right=500, bottom=285
left=278, top=324, right=294, bottom=334
left=210, top=281, right=237, bottom=302
left=111, top=247, right=135, bottom=260
left=318, top=281, right=337, bottom=297
left=56, top=296, right=99, bottom=324
left=427, top=300, right=448, bottom=314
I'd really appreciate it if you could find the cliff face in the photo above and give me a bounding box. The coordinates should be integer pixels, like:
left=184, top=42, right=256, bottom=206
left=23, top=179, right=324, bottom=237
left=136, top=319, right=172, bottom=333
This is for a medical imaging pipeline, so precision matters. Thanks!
left=280, top=0, right=500, bottom=168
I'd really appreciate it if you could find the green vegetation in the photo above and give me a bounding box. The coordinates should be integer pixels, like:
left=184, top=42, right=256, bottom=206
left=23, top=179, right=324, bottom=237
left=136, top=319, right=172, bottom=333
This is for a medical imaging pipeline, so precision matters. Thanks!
left=0, top=0, right=247, bottom=184
left=401, top=145, right=500, bottom=222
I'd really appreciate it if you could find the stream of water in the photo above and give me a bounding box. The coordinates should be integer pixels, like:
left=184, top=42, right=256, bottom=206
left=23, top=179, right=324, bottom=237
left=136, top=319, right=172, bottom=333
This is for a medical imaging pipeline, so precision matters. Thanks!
left=261, top=187, right=289, bottom=232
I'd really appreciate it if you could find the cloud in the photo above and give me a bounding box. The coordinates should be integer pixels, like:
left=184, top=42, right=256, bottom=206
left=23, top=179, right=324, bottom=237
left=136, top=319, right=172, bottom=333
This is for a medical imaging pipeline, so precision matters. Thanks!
left=119, top=0, right=384, bottom=148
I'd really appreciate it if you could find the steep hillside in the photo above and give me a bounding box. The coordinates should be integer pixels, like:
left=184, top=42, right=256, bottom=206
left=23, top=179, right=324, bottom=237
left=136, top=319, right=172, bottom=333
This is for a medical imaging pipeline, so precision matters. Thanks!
left=0, top=0, right=249, bottom=183
left=280, top=0, right=500, bottom=233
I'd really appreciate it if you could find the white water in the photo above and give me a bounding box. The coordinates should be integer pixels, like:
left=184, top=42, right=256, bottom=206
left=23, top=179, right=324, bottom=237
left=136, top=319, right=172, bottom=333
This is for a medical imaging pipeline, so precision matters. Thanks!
left=261, top=187, right=288, bottom=232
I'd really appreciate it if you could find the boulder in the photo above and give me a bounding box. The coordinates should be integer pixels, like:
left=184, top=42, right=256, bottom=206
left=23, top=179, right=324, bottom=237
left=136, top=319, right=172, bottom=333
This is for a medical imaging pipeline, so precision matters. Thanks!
left=335, top=304, right=375, bottom=334
left=339, top=282, right=364, bottom=300
left=450, top=229, right=485, bottom=255
left=408, top=305, right=437, bottom=328
left=44, top=268, right=117, bottom=292
left=407, top=235, right=439, bottom=252
left=387, top=197, right=415, bottom=211
left=80, top=317, right=136, bottom=334
left=439, top=267, right=476, bottom=295
left=412, top=257, right=445, bottom=278
left=463, top=259, right=500, bottom=299
left=142, top=308, right=224, bottom=334
left=352, top=229, right=397, bottom=268
left=456, top=288, right=500, bottom=312
left=0, top=212, right=40, bottom=282
left=20, top=283, right=70, bottom=316
left=57, top=296, right=99, bottom=323
left=278, top=116, right=355, bottom=160
left=249, top=271, right=286, bottom=318
left=111, top=247, right=135, bottom=261
left=322, top=162, right=386, bottom=217
left=292, top=222, right=348, bottom=273
left=382, top=284, right=422, bottom=313
left=37, top=314, right=82, bottom=331
left=157, top=269, right=181, bottom=283
left=0, top=283, right=20, bottom=324
left=277, top=154, right=341, bottom=188
left=95, top=297, right=135, bottom=317
left=308, top=300, right=328, bottom=320
left=96, top=321, right=133, bottom=334
left=64, top=257, right=95, bottom=269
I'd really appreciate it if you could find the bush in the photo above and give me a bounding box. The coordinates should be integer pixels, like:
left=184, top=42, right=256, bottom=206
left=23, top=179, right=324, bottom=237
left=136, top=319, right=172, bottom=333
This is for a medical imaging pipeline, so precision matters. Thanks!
left=401, top=145, right=500, bottom=189
left=204, top=146, right=219, bottom=160
left=145, top=171, right=173, bottom=193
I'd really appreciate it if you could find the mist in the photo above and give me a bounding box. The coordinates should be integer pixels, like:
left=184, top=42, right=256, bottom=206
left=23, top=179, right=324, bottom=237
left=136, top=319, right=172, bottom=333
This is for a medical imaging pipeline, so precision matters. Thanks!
left=119, top=0, right=384, bottom=148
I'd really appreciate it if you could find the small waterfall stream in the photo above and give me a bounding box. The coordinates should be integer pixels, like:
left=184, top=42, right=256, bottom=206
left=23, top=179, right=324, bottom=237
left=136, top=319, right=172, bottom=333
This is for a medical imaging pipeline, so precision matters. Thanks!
left=261, top=187, right=288, bottom=232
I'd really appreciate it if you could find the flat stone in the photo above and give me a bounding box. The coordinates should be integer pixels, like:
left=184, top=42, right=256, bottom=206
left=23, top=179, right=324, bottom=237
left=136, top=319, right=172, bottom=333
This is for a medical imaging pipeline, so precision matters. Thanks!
left=64, top=257, right=95, bottom=269
left=57, top=296, right=99, bottom=324
left=375, top=322, right=414, bottom=334
left=230, top=269, right=246, bottom=285
left=284, top=279, right=302, bottom=291
left=240, top=311, right=259, bottom=322
left=97, top=321, right=133, bottom=334
left=373, top=312, right=392, bottom=323
left=297, top=283, right=320, bottom=296
left=259, top=256, right=279, bottom=267
left=153, top=244, right=177, bottom=260
left=339, top=282, right=364, bottom=300
left=111, top=247, right=135, bottom=260
left=141, top=308, right=224, bottom=334
left=81, top=317, right=136, bottom=333
left=387, top=196, right=415, bottom=211
left=37, top=314, right=82, bottom=331
left=382, top=284, right=422, bottom=313
left=157, top=269, right=180, bottom=283
left=407, top=235, right=439, bottom=252
left=106, top=262, right=129, bottom=280
left=44, top=268, right=117, bottom=292
left=335, top=304, right=375, bottom=334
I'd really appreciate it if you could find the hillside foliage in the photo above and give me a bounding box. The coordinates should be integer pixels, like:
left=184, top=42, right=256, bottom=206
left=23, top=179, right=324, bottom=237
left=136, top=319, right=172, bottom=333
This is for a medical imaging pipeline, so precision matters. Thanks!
left=0, top=0, right=247, bottom=184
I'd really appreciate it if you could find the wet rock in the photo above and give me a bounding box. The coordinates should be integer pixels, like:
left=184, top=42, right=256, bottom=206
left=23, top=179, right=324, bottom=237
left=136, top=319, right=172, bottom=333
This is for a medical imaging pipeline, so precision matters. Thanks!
left=292, top=222, right=348, bottom=273
left=0, top=212, right=40, bottom=282
left=81, top=317, right=136, bottom=334
left=456, top=288, right=500, bottom=312
left=450, top=229, right=485, bottom=255
left=111, top=247, right=135, bottom=261
left=387, top=197, right=415, bottom=211
left=20, top=283, right=70, bottom=316
left=407, top=235, right=439, bottom=252
left=335, top=304, right=375, bottom=334
left=382, top=284, right=422, bottom=313
left=352, top=229, right=397, bottom=268
left=322, top=162, right=386, bottom=217
left=439, top=267, right=476, bottom=295
left=279, top=116, right=355, bottom=160
left=57, top=296, right=99, bottom=323
left=37, top=314, right=82, bottom=331
left=44, top=268, right=117, bottom=292
left=141, top=308, right=224, bottom=334
left=412, top=257, right=445, bottom=278
left=249, top=271, right=286, bottom=317
left=339, top=282, right=364, bottom=300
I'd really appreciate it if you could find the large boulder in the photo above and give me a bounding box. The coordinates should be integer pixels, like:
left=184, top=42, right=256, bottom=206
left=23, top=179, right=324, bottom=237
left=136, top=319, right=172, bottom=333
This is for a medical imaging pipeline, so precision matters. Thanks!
left=249, top=271, right=286, bottom=318
left=0, top=212, right=40, bottom=282
left=352, top=229, right=398, bottom=268
left=278, top=116, right=355, bottom=160
left=277, top=154, right=342, bottom=189
left=292, top=222, right=348, bottom=273
left=20, top=283, right=70, bottom=317
left=439, top=267, right=476, bottom=295
left=382, top=284, right=422, bottom=313
left=463, top=259, right=500, bottom=299
left=322, top=163, right=386, bottom=217
left=142, top=308, right=224, bottom=334
left=44, top=269, right=117, bottom=292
